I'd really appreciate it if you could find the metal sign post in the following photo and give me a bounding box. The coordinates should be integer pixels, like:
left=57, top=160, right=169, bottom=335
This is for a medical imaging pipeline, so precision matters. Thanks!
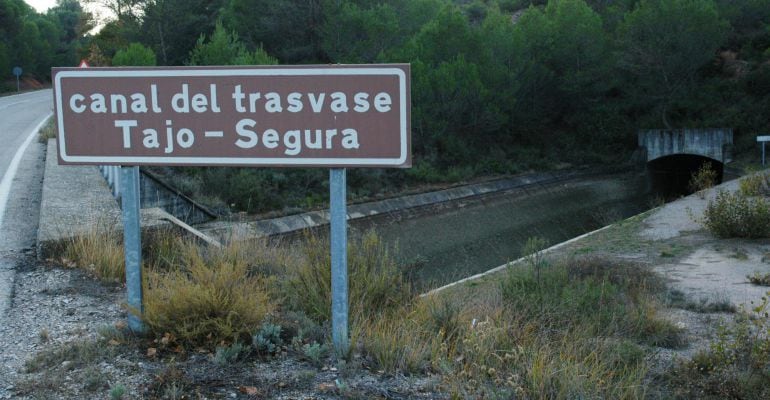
left=12, top=67, right=21, bottom=92
left=330, top=168, right=348, bottom=354
left=120, top=166, right=144, bottom=332
left=758, top=135, right=770, bottom=166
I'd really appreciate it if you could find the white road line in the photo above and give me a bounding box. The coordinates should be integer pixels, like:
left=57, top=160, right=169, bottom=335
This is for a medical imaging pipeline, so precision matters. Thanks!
left=0, top=113, right=52, bottom=229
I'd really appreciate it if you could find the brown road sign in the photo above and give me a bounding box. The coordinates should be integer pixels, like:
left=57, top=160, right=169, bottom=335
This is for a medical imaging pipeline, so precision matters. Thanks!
left=53, top=65, right=410, bottom=168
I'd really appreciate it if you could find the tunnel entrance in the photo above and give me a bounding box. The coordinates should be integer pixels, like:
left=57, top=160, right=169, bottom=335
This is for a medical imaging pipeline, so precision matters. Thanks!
left=647, top=154, right=724, bottom=199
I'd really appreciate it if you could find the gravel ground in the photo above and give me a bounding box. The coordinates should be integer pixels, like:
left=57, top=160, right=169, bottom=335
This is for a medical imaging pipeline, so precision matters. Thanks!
left=0, top=259, right=145, bottom=399
left=0, top=258, right=444, bottom=399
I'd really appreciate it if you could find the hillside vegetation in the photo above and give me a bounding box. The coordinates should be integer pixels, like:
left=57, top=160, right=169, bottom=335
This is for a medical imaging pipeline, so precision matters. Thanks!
left=5, top=0, right=770, bottom=213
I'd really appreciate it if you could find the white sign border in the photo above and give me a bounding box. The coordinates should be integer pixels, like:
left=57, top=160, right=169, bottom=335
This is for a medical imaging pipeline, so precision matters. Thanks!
left=54, top=67, right=408, bottom=166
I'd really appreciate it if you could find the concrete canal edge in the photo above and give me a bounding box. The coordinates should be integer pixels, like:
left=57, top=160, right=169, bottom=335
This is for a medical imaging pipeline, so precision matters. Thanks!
left=197, top=168, right=611, bottom=242
left=421, top=224, right=613, bottom=297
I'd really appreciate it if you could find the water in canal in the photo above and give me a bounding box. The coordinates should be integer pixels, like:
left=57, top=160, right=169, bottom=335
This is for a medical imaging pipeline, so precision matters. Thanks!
left=349, top=171, right=653, bottom=289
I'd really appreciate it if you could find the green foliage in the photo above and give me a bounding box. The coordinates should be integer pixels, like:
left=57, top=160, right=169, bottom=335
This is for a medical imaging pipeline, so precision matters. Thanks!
left=188, top=21, right=277, bottom=66
left=112, top=42, right=156, bottom=66
left=109, top=383, right=126, bottom=400
left=511, top=0, right=611, bottom=129
left=174, top=167, right=326, bottom=213
left=12, top=0, right=770, bottom=214
left=0, top=0, right=88, bottom=85
left=214, top=342, right=248, bottom=365
left=322, top=1, right=398, bottom=63
left=618, top=0, right=728, bottom=128
left=252, top=323, right=283, bottom=354
left=223, top=0, right=324, bottom=63
left=702, top=190, right=770, bottom=238
left=301, top=342, right=329, bottom=366
left=139, top=0, right=227, bottom=66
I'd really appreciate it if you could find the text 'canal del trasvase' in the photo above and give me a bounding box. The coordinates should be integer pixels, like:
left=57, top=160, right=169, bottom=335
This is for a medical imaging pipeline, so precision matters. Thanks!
left=53, top=65, right=411, bottom=168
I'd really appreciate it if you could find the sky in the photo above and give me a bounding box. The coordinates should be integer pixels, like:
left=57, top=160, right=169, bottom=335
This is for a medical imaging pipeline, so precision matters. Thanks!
left=26, top=0, right=111, bottom=32
left=26, top=0, right=57, bottom=13
left=27, top=0, right=111, bottom=20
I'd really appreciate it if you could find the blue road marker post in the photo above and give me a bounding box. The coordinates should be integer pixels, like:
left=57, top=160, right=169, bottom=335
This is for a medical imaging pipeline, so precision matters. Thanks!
left=330, top=168, right=349, bottom=355
left=12, top=67, right=21, bottom=92
left=121, top=166, right=145, bottom=333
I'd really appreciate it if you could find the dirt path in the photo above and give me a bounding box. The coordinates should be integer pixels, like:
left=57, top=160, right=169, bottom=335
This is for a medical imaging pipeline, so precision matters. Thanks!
left=641, top=178, right=770, bottom=312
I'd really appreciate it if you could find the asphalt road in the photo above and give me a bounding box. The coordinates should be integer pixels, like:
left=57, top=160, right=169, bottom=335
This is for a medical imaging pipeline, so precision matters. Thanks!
left=0, top=89, right=53, bottom=315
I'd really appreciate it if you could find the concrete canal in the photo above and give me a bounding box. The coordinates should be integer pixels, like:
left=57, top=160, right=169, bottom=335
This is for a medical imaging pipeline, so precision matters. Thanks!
left=347, top=170, right=653, bottom=289
left=212, top=164, right=736, bottom=290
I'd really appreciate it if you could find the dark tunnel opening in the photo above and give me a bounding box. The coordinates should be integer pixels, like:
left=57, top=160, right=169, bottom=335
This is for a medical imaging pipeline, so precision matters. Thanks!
left=647, top=154, right=724, bottom=199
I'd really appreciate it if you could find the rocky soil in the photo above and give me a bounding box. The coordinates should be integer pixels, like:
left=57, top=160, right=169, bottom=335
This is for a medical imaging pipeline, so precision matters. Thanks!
left=0, top=256, right=444, bottom=399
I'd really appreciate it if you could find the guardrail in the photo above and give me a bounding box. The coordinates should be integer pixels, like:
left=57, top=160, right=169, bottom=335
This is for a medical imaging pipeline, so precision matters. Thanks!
left=99, top=165, right=121, bottom=200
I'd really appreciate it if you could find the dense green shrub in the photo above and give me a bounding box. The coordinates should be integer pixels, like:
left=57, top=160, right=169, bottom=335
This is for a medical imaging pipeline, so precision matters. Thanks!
left=702, top=190, right=770, bottom=238
left=112, top=42, right=156, bottom=66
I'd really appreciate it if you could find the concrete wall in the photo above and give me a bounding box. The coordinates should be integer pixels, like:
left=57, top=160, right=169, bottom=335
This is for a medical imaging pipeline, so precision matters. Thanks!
left=138, top=170, right=216, bottom=225
left=638, top=129, right=733, bottom=163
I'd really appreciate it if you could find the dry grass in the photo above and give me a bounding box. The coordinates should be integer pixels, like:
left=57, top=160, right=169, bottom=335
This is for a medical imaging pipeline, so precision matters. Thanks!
left=739, top=169, right=770, bottom=197
left=61, top=223, right=125, bottom=282
left=281, top=231, right=412, bottom=324
left=689, top=162, right=718, bottom=198
left=281, top=236, right=677, bottom=398
left=37, top=118, right=56, bottom=143
left=59, top=226, right=686, bottom=397
left=348, top=255, right=681, bottom=398
left=358, top=306, right=437, bottom=373
left=664, top=296, right=770, bottom=399
left=143, top=239, right=278, bottom=347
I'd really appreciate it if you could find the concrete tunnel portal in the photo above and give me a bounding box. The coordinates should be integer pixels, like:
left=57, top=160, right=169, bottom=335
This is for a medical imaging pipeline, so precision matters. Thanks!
left=647, top=154, right=724, bottom=198
left=638, top=129, right=733, bottom=199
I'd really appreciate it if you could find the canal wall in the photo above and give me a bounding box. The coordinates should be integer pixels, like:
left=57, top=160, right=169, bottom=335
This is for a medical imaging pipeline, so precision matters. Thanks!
left=197, top=169, right=600, bottom=243
left=139, top=169, right=216, bottom=225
